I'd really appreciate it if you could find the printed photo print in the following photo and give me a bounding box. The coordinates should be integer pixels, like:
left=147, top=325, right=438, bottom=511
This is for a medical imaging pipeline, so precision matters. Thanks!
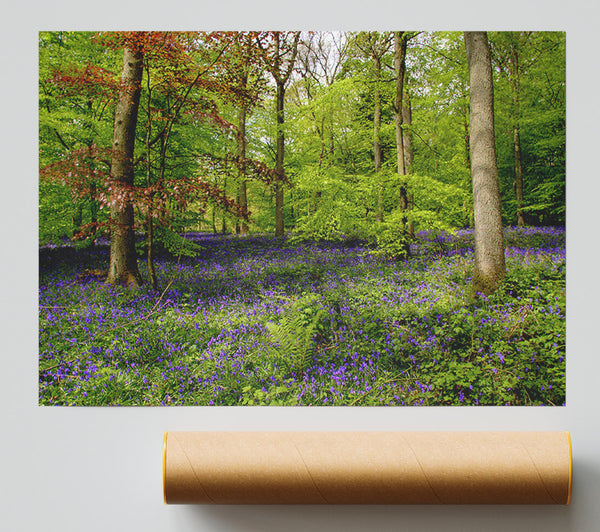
left=39, top=31, right=565, bottom=406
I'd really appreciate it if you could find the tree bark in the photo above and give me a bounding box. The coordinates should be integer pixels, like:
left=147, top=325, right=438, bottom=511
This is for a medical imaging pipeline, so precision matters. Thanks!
left=465, top=31, right=506, bottom=295
left=275, top=79, right=285, bottom=237
left=393, top=32, right=406, bottom=176
left=402, top=74, right=415, bottom=239
left=514, top=124, right=524, bottom=225
left=461, top=82, right=471, bottom=170
left=402, top=73, right=414, bottom=174
left=261, top=32, right=300, bottom=238
left=222, top=176, right=228, bottom=234
left=510, top=39, right=525, bottom=226
left=107, top=45, right=144, bottom=287
left=144, top=67, right=158, bottom=290
left=373, top=54, right=383, bottom=223
left=393, top=32, right=410, bottom=256
left=238, top=102, right=249, bottom=234
left=72, top=200, right=83, bottom=237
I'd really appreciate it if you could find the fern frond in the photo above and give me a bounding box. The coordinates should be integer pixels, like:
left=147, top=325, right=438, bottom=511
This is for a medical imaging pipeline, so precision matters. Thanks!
left=265, top=299, right=325, bottom=377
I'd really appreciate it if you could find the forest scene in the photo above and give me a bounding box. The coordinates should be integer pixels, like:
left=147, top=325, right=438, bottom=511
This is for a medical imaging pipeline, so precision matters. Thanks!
left=39, top=31, right=565, bottom=406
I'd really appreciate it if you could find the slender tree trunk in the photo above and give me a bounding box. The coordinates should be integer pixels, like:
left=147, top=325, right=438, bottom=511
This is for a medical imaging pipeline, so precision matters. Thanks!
left=373, top=55, right=383, bottom=223
left=510, top=41, right=525, bottom=226
left=275, top=80, right=285, bottom=237
left=261, top=31, right=299, bottom=238
left=328, top=106, right=335, bottom=156
left=465, top=31, right=506, bottom=295
left=402, top=74, right=415, bottom=239
left=237, top=103, right=249, bottom=234
left=393, top=32, right=411, bottom=256
left=514, top=125, right=524, bottom=225
left=144, top=64, right=158, bottom=290
left=146, top=210, right=157, bottom=288
left=222, top=177, right=228, bottom=234
left=317, top=116, right=326, bottom=172
left=461, top=83, right=471, bottom=170
left=90, top=181, right=98, bottom=244
left=463, top=111, right=471, bottom=170
left=402, top=73, right=414, bottom=174
left=107, top=46, right=144, bottom=287
left=72, top=201, right=83, bottom=237
left=290, top=189, right=295, bottom=228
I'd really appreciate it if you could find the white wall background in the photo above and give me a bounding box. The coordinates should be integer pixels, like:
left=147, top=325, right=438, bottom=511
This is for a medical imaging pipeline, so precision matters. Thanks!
left=2, top=1, right=599, bottom=530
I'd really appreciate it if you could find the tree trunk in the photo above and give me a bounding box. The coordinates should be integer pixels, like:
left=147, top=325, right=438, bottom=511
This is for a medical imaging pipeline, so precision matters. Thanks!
left=222, top=177, right=228, bottom=234
left=317, top=115, right=325, bottom=172
left=402, top=73, right=414, bottom=174
left=463, top=112, right=471, bottom=170
left=90, top=181, right=98, bottom=244
left=461, top=82, right=471, bottom=170
left=275, top=80, right=285, bottom=237
left=465, top=31, right=506, bottom=295
left=72, top=200, right=83, bottom=237
left=144, top=65, right=158, bottom=290
left=261, top=31, right=299, bottom=238
left=238, top=103, right=249, bottom=234
left=107, top=46, right=144, bottom=287
left=510, top=40, right=525, bottom=226
left=514, top=125, right=525, bottom=225
left=403, top=76, right=415, bottom=239
left=146, top=212, right=157, bottom=289
left=393, top=32, right=406, bottom=176
left=373, top=55, right=383, bottom=223
left=393, top=32, right=411, bottom=256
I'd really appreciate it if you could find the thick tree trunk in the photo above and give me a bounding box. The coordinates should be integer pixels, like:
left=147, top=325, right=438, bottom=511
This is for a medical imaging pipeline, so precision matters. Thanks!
left=393, top=32, right=406, bottom=176
left=465, top=31, right=506, bottom=295
left=107, top=46, right=144, bottom=287
left=275, top=80, right=285, bottom=237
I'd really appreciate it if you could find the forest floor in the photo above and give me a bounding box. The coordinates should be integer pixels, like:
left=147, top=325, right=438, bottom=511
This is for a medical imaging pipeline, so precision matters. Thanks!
left=39, top=226, right=565, bottom=406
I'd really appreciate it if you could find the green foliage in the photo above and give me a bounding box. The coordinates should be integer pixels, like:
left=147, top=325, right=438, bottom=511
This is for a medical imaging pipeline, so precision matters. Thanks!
left=39, top=31, right=565, bottom=244
left=263, top=293, right=326, bottom=377
left=291, top=166, right=368, bottom=242
left=490, top=31, right=566, bottom=225
left=39, top=183, right=73, bottom=243
left=150, top=225, right=204, bottom=257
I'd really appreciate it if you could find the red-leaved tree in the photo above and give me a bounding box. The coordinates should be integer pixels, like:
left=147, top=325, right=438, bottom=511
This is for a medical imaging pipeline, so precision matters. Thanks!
left=41, top=31, right=282, bottom=288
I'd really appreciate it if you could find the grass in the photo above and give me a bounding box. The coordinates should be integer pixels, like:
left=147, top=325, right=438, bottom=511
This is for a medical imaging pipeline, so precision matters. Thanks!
left=39, top=226, right=566, bottom=406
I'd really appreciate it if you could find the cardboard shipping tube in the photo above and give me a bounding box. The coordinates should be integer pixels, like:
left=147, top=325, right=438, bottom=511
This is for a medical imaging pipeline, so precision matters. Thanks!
left=163, top=431, right=572, bottom=505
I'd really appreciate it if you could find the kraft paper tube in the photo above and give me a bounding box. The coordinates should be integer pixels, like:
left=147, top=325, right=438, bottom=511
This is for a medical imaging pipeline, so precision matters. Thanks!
left=163, top=431, right=572, bottom=505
